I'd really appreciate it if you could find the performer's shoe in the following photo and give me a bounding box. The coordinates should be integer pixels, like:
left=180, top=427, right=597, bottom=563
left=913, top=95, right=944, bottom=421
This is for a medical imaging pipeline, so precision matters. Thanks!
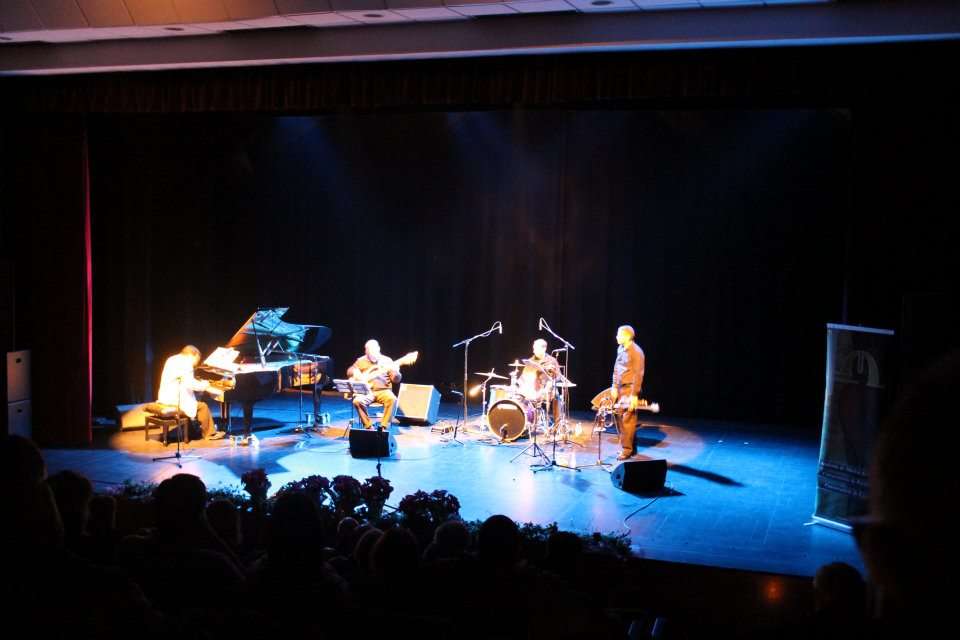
left=616, top=450, right=634, bottom=461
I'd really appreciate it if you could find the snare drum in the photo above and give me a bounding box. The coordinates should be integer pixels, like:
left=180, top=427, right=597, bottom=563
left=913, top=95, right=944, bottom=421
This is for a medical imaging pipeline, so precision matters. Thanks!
left=487, top=397, right=536, bottom=442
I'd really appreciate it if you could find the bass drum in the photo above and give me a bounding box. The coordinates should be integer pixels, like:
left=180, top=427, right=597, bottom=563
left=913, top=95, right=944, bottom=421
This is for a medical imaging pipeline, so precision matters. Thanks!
left=487, top=397, right=535, bottom=442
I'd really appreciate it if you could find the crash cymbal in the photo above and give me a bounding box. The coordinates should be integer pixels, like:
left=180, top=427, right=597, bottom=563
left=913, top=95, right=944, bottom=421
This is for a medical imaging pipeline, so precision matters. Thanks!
left=556, top=381, right=577, bottom=388
left=474, top=370, right=508, bottom=380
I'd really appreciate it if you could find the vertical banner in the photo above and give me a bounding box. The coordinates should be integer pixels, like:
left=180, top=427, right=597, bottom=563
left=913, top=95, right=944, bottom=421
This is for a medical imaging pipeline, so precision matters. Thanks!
left=813, top=323, right=895, bottom=530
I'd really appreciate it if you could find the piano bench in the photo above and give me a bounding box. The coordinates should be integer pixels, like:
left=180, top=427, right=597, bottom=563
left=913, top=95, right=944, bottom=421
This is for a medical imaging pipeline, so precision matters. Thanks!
left=144, top=404, right=191, bottom=445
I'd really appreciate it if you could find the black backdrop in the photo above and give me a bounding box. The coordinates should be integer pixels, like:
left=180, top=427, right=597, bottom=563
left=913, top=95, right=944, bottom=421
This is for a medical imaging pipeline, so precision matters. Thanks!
left=5, top=43, right=959, bottom=445
left=87, top=109, right=849, bottom=425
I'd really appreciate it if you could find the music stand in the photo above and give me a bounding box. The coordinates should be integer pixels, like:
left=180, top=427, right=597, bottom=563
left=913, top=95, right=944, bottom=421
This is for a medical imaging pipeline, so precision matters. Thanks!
left=566, top=408, right=614, bottom=472
left=333, top=379, right=372, bottom=438
left=289, top=355, right=323, bottom=439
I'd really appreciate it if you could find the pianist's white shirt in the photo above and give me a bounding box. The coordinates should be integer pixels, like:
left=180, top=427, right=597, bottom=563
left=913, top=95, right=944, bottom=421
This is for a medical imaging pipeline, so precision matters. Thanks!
left=157, top=353, right=208, bottom=418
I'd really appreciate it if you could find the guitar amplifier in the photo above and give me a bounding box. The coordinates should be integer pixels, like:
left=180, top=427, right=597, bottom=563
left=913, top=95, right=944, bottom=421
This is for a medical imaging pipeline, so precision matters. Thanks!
left=396, top=383, right=440, bottom=425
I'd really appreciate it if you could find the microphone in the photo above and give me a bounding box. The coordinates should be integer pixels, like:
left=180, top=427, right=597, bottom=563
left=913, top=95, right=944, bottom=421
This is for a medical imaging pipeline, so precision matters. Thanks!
left=551, top=348, right=567, bottom=353
left=449, top=389, right=464, bottom=397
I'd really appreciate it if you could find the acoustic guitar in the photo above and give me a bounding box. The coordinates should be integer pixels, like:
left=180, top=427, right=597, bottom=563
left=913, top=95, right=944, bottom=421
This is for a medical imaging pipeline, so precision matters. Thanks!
left=347, top=351, right=419, bottom=393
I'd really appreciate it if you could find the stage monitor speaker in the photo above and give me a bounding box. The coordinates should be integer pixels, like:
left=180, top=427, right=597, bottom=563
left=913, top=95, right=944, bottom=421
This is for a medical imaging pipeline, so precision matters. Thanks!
left=349, top=428, right=397, bottom=458
left=611, top=458, right=667, bottom=494
left=396, top=383, right=440, bottom=425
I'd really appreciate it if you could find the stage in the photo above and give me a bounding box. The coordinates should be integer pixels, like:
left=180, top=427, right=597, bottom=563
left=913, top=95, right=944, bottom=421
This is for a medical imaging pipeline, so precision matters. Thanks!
left=41, top=390, right=862, bottom=579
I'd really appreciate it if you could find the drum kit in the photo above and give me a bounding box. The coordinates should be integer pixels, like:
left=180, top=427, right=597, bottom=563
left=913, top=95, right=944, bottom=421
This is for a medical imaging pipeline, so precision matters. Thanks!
left=473, top=358, right=577, bottom=444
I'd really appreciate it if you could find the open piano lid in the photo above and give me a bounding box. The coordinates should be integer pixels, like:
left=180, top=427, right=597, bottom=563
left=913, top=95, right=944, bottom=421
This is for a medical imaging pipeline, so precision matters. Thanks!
left=226, top=307, right=332, bottom=361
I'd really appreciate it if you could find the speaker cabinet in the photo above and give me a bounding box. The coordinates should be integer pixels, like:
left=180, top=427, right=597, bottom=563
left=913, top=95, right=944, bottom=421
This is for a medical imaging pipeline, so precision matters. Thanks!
left=8, top=400, right=32, bottom=439
left=396, top=383, right=440, bottom=424
left=611, top=458, right=667, bottom=494
left=349, top=428, right=397, bottom=458
left=7, top=350, right=30, bottom=403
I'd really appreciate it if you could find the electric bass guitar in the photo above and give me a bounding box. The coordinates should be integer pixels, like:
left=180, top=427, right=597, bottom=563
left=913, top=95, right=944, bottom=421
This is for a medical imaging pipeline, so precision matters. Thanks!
left=590, top=388, right=660, bottom=414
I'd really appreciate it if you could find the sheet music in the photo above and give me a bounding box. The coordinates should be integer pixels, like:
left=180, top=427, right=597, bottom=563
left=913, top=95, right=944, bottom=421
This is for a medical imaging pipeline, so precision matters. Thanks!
left=203, top=347, right=241, bottom=372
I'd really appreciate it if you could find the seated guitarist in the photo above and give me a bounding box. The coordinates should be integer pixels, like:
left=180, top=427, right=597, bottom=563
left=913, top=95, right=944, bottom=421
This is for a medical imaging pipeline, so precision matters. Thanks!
left=347, top=339, right=402, bottom=430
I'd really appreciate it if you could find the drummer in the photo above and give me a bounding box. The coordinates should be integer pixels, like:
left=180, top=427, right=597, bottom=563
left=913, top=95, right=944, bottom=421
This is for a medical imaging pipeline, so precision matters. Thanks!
left=519, top=339, right=561, bottom=419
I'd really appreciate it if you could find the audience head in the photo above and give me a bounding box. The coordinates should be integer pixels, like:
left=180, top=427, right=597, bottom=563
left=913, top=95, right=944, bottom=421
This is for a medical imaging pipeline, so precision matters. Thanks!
left=268, top=491, right=320, bottom=561
left=857, top=351, right=960, bottom=624
left=371, top=526, right=419, bottom=581
left=1, top=434, right=46, bottom=495
left=336, top=516, right=360, bottom=555
left=478, top=514, right=520, bottom=568
left=152, top=473, right=207, bottom=537
left=1, top=435, right=60, bottom=549
left=46, top=470, right=94, bottom=540
left=813, top=562, right=865, bottom=617
left=545, top=530, right=584, bottom=578
left=206, top=498, right=241, bottom=549
left=87, top=494, right=117, bottom=537
left=428, top=519, right=470, bottom=561
left=353, top=527, right=383, bottom=572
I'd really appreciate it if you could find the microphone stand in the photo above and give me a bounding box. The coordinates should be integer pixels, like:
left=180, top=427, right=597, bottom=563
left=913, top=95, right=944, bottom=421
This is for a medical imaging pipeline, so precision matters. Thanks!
left=153, top=374, right=201, bottom=468
left=540, top=319, right=575, bottom=425
left=449, top=322, right=501, bottom=445
left=290, top=351, right=321, bottom=440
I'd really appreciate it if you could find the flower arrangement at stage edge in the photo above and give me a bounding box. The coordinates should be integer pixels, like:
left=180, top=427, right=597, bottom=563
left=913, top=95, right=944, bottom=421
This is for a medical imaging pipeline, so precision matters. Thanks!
left=360, top=476, right=394, bottom=521
left=330, top=475, right=363, bottom=516
left=240, top=468, right=271, bottom=508
left=273, top=475, right=332, bottom=509
left=397, top=489, right=461, bottom=527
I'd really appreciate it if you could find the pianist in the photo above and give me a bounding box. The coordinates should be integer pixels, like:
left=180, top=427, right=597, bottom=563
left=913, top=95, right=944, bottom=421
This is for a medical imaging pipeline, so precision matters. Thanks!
left=157, top=345, right=223, bottom=440
left=347, top=339, right=401, bottom=430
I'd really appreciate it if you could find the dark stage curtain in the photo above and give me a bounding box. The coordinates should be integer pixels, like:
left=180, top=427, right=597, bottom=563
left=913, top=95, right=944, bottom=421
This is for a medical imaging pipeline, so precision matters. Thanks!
left=5, top=42, right=958, bottom=115
left=4, top=42, right=958, bottom=444
left=85, top=109, right=849, bottom=426
left=3, top=118, right=93, bottom=445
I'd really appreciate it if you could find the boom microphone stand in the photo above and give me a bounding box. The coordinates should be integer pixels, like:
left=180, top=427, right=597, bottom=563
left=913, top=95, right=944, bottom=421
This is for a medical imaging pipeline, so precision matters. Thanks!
left=532, top=391, right=578, bottom=474
left=539, top=318, right=575, bottom=423
left=449, top=321, right=502, bottom=445
left=153, top=376, right=202, bottom=468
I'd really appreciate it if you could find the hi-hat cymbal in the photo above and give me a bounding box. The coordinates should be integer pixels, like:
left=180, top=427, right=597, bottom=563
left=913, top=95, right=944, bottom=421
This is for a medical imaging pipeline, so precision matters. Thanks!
left=556, top=381, right=577, bottom=388
left=506, top=361, right=525, bottom=368
left=474, top=370, right=508, bottom=380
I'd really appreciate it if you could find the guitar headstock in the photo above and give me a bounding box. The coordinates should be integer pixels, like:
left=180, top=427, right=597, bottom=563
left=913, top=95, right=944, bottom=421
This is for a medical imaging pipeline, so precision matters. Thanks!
left=397, top=351, right=419, bottom=367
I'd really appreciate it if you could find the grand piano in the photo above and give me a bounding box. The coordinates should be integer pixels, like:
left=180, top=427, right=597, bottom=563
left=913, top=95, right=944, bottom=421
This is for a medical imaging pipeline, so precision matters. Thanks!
left=196, top=308, right=333, bottom=436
